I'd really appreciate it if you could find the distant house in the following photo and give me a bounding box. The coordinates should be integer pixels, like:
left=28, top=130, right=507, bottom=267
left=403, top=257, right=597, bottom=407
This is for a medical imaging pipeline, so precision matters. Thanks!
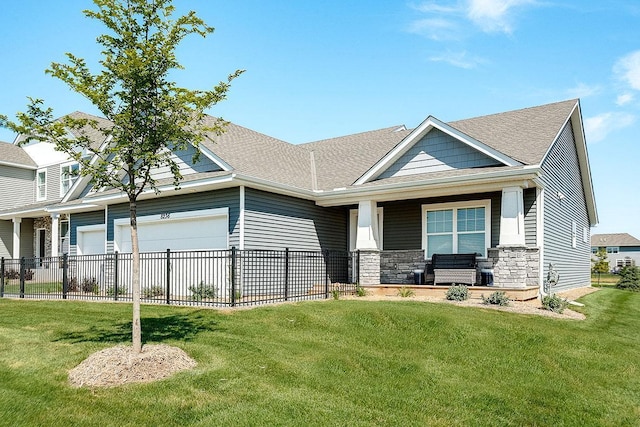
left=591, top=233, right=640, bottom=271
left=0, top=99, right=598, bottom=294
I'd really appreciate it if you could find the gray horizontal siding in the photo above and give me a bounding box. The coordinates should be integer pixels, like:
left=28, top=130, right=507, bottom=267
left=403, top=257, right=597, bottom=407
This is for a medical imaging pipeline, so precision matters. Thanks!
left=380, top=192, right=501, bottom=251
left=106, top=188, right=240, bottom=247
left=540, top=123, right=591, bottom=291
left=19, top=218, right=33, bottom=258
left=150, top=145, right=222, bottom=181
left=0, top=166, right=34, bottom=209
left=0, top=220, right=12, bottom=258
left=524, top=188, right=537, bottom=247
left=70, top=210, right=106, bottom=245
left=244, top=188, right=347, bottom=251
left=379, top=128, right=501, bottom=179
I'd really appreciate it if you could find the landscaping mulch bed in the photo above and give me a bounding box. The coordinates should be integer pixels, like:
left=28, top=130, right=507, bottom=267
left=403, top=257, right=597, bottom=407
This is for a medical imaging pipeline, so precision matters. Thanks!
left=68, top=344, right=196, bottom=388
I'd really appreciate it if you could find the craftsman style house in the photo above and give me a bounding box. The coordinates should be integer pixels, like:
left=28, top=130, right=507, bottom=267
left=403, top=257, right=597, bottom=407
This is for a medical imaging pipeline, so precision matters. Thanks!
left=0, top=99, right=598, bottom=294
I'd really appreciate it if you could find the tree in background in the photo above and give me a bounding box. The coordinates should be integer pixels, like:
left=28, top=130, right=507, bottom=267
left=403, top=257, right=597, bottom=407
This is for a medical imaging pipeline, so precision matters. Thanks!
left=1, top=0, right=243, bottom=353
left=616, top=266, right=640, bottom=292
left=591, top=248, right=609, bottom=274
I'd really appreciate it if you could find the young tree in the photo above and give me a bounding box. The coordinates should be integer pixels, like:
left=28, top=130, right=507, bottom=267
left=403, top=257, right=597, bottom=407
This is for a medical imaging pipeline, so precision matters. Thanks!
left=591, top=248, right=609, bottom=274
left=1, top=0, right=243, bottom=353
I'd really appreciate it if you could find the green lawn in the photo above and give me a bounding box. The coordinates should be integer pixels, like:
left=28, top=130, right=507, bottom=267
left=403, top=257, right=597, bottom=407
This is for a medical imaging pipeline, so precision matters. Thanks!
left=0, top=289, right=638, bottom=426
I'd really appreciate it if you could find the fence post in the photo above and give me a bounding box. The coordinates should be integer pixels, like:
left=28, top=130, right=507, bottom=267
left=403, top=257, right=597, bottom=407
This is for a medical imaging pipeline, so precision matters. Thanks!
left=166, top=249, right=171, bottom=305
left=0, top=257, right=4, bottom=298
left=113, top=252, right=119, bottom=301
left=324, top=250, right=329, bottom=299
left=19, top=257, right=25, bottom=298
left=62, top=254, right=68, bottom=299
left=284, top=248, right=289, bottom=301
left=231, top=247, right=237, bottom=307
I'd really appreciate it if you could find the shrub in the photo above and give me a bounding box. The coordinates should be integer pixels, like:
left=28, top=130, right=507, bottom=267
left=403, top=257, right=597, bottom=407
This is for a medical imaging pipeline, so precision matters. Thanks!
left=189, top=282, right=217, bottom=301
left=331, top=289, right=340, bottom=300
left=356, top=285, right=368, bottom=297
left=81, top=277, right=99, bottom=294
left=541, top=293, right=569, bottom=313
left=482, top=291, right=510, bottom=306
left=616, top=266, right=640, bottom=292
left=446, top=284, right=469, bottom=301
left=106, top=285, right=127, bottom=297
left=397, top=286, right=415, bottom=298
left=3, top=269, right=33, bottom=280
left=67, top=277, right=79, bottom=292
left=142, top=285, right=165, bottom=298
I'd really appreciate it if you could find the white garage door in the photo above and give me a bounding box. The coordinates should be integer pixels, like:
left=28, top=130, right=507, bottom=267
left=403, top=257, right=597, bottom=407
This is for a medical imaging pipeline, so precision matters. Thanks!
left=77, top=226, right=106, bottom=255
left=115, top=209, right=228, bottom=253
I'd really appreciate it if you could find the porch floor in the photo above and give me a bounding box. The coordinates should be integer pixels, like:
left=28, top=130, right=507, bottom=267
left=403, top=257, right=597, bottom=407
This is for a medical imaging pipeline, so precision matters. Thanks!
left=364, top=284, right=539, bottom=301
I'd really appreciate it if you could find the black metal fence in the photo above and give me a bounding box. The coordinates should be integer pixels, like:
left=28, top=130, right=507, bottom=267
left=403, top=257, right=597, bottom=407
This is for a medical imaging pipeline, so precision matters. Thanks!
left=0, top=248, right=359, bottom=307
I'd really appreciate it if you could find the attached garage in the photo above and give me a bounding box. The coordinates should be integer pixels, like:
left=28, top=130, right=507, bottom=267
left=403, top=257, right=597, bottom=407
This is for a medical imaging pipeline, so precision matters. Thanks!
left=114, top=208, right=229, bottom=253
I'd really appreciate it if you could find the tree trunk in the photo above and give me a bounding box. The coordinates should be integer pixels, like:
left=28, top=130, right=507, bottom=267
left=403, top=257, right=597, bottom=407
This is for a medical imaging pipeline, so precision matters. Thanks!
left=130, top=199, right=142, bottom=353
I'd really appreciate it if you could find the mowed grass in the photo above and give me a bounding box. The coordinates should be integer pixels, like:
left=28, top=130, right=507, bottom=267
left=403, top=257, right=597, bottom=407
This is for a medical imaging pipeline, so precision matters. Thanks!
left=0, top=289, right=639, bottom=426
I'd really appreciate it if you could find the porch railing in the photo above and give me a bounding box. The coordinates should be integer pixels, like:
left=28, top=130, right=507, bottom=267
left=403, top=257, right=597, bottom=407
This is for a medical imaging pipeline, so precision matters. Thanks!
left=0, top=248, right=359, bottom=307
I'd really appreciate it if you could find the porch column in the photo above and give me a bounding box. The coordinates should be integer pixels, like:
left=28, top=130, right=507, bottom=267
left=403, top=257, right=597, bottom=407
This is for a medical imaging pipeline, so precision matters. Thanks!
left=12, top=218, right=21, bottom=259
left=356, top=200, right=379, bottom=249
left=51, top=213, right=60, bottom=257
left=499, top=186, right=525, bottom=246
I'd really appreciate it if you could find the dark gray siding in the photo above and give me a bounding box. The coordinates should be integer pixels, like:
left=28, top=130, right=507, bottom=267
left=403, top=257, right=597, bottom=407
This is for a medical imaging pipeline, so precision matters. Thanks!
left=379, top=128, right=501, bottom=179
left=106, top=188, right=240, bottom=247
left=150, top=145, right=222, bottom=181
left=70, top=210, right=106, bottom=245
left=244, top=188, right=347, bottom=251
left=524, top=188, right=537, bottom=247
left=0, top=220, right=12, bottom=258
left=539, top=123, right=591, bottom=291
left=380, top=192, right=501, bottom=251
left=19, top=219, right=33, bottom=258
left=0, top=166, right=34, bottom=209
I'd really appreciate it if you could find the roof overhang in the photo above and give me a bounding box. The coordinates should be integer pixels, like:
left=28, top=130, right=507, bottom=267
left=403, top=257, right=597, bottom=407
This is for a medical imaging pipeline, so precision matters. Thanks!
left=316, top=167, right=541, bottom=207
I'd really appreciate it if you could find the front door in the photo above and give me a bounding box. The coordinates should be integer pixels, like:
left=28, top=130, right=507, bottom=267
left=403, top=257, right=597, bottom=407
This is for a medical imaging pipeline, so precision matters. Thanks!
left=37, top=229, right=46, bottom=266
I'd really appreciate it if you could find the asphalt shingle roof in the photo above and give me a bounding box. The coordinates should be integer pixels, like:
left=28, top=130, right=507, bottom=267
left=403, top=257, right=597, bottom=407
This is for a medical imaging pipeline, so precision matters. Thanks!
left=591, top=233, right=640, bottom=247
left=0, top=141, right=37, bottom=168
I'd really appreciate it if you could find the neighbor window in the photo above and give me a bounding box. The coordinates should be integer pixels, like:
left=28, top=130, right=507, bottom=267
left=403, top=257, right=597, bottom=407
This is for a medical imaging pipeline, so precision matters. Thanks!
left=607, top=247, right=619, bottom=254
left=60, top=163, right=80, bottom=196
left=422, top=200, right=490, bottom=258
left=36, top=169, right=47, bottom=201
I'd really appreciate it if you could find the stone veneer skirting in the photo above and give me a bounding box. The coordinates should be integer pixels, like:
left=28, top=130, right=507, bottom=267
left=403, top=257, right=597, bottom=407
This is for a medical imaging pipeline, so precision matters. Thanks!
left=380, top=250, right=426, bottom=284
left=487, top=245, right=540, bottom=288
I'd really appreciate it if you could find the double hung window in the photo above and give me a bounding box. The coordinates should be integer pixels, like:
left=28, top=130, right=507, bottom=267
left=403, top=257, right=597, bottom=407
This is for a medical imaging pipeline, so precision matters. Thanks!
left=423, top=201, right=490, bottom=258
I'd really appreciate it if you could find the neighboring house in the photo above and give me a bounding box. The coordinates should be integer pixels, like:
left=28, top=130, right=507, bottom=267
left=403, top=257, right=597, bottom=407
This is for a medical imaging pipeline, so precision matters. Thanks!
left=591, top=233, right=640, bottom=271
left=0, top=99, right=598, bottom=294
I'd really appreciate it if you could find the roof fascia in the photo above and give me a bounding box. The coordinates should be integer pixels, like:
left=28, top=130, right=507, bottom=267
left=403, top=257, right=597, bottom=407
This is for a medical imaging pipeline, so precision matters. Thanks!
left=354, top=116, right=522, bottom=185
left=197, top=143, right=232, bottom=171
left=0, top=160, right=37, bottom=170
left=318, top=167, right=541, bottom=207
left=540, top=100, right=598, bottom=226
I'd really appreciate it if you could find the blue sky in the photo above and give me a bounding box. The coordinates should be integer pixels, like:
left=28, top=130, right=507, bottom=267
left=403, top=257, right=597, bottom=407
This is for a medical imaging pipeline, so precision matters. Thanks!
left=1, top=0, right=639, bottom=239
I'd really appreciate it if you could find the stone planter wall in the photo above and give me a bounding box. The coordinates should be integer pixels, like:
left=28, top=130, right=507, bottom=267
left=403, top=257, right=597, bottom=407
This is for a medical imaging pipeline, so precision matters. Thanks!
left=380, top=250, right=426, bottom=284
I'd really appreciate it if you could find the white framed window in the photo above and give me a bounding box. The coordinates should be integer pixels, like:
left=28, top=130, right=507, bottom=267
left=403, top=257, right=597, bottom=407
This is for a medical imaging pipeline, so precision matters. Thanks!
left=349, top=208, right=383, bottom=251
left=616, top=258, right=634, bottom=268
left=607, top=247, right=619, bottom=254
left=571, top=221, right=577, bottom=248
left=36, top=169, right=47, bottom=201
left=60, top=162, right=80, bottom=196
left=422, top=200, right=491, bottom=258
left=59, top=219, right=70, bottom=255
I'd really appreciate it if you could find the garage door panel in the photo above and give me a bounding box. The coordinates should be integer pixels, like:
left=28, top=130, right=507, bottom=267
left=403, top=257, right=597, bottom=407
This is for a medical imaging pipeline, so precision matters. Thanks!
left=117, top=215, right=228, bottom=252
left=78, top=228, right=105, bottom=255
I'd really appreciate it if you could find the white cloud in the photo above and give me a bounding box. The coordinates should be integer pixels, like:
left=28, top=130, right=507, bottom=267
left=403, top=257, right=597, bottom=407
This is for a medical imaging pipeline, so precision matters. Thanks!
left=567, top=82, right=602, bottom=99
left=429, top=50, right=486, bottom=69
left=407, top=17, right=461, bottom=41
left=616, top=93, right=634, bottom=106
left=466, top=0, right=536, bottom=34
left=584, top=112, right=635, bottom=143
left=614, top=50, right=640, bottom=91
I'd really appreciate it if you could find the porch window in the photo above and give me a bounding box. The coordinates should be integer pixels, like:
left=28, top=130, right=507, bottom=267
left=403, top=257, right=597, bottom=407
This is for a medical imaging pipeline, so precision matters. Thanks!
left=61, top=163, right=80, bottom=196
left=422, top=200, right=490, bottom=258
left=36, top=169, right=47, bottom=201
left=60, top=219, right=70, bottom=255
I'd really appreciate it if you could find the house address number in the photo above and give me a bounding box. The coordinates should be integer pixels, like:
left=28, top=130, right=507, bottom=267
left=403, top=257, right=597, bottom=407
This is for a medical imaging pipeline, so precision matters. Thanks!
left=160, top=213, right=171, bottom=219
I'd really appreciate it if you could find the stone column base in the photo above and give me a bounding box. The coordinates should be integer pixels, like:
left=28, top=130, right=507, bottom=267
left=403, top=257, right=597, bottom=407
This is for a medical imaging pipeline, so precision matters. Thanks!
left=358, top=249, right=381, bottom=285
left=487, top=245, right=540, bottom=289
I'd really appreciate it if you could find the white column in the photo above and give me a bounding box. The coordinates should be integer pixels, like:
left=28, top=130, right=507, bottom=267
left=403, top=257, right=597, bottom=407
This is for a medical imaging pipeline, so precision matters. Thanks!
left=239, top=186, right=245, bottom=250
left=499, top=186, right=525, bottom=246
left=51, top=213, right=60, bottom=257
left=355, top=200, right=379, bottom=250
left=12, top=218, right=21, bottom=259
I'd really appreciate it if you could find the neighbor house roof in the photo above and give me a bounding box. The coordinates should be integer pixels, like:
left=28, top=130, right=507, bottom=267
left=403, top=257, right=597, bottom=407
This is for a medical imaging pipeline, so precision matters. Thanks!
left=0, top=141, right=37, bottom=168
left=591, top=233, right=640, bottom=247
